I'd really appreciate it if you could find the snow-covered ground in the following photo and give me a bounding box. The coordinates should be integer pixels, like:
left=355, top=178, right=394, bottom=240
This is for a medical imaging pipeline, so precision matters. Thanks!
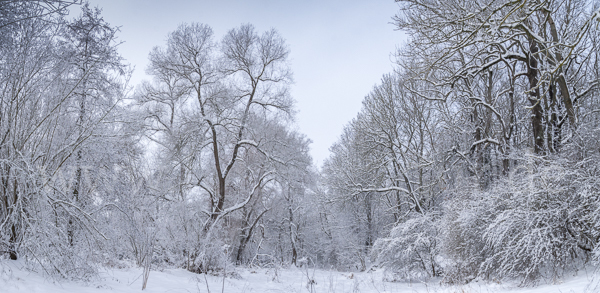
left=1, top=260, right=598, bottom=293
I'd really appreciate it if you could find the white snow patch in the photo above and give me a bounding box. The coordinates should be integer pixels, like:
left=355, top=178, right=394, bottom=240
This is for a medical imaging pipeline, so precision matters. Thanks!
left=1, top=260, right=599, bottom=293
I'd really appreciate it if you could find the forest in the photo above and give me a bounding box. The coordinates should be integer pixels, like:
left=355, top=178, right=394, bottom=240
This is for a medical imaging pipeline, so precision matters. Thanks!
left=1, top=0, right=600, bottom=290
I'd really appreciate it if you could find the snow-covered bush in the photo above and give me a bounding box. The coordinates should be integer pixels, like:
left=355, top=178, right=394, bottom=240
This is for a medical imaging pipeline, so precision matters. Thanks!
left=480, top=155, right=597, bottom=283
left=371, top=213, right=441, bottom=280
left=440, top=182, right=489, bottom=284
left=438, top=144, right=600, bottom=285
left=438, top=153, right=597, bottom=285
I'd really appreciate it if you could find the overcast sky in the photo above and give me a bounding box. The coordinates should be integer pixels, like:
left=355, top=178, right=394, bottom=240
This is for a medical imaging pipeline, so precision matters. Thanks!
left=84, top=0, right=405, bottom=167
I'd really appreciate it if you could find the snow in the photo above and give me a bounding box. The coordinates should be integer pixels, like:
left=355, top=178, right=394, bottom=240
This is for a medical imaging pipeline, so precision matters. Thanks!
left=1, top=260, right=598, bottom=293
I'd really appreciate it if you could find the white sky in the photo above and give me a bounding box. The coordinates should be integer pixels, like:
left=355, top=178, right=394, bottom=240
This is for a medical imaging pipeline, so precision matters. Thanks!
left=84, top=0, right=405, bottom=167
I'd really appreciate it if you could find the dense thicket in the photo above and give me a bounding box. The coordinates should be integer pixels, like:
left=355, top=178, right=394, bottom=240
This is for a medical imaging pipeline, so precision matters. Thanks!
left=0, top=1, right=135, bottom=278
left=322, top=0, right=600, bottom=285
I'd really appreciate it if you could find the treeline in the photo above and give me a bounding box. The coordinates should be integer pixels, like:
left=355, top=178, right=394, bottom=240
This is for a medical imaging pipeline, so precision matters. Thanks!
left=321, top=0, right=600, bottom=285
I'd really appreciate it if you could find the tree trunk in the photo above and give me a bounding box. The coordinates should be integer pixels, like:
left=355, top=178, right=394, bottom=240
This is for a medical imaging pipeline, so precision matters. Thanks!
left=288, top=204, right=297, bottom=266
left=8, top=178, right=18, bottom=260
left=365, top=192, right=373, bottom=249
left=236, top=209, right=268, bottom=264
left=527, top=38, right=545, bottom=155
left=9, top=224, right=18, bottom=260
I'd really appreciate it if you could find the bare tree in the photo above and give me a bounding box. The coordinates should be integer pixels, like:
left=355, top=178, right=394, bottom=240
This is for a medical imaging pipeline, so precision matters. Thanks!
left=137, top=22, right=294, bottom=272
left=394, top=0, right=600, bottom=155
left=0, top=0, right=80, bottom=29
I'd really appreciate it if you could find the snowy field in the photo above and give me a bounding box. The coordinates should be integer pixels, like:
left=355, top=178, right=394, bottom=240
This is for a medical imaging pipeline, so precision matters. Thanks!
left=1, top=260, right=599, bottom=293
